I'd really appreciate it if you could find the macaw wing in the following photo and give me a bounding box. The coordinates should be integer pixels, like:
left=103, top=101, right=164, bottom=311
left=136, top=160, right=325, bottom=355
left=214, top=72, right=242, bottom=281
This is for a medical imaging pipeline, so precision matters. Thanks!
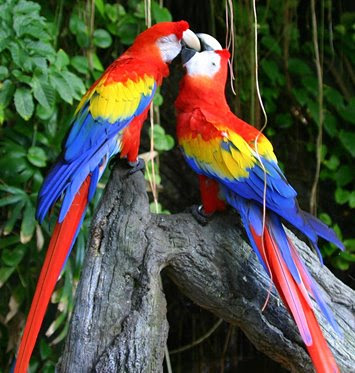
left=64, top=61, right=157, bottom=162
left=179, top=108, right=298, bottom=214
left=37, top=61, right=156, bottom=223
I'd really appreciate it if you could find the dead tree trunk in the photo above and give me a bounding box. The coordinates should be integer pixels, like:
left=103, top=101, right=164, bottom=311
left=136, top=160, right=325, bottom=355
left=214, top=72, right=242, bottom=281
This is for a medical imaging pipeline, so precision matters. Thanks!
left=58, top=163, right=354, bottom=372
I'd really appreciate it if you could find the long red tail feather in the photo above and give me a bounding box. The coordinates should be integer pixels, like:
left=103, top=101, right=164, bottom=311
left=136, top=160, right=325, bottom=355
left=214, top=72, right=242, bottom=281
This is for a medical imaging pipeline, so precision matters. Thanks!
left=14, top=176, right=90, bottom=373
left=250, top=225, right=339, bottom=373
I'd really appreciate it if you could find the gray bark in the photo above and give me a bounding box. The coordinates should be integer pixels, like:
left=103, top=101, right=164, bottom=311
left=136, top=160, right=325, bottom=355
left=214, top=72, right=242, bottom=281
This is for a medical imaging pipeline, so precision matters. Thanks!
left=58, top=163, right=355, bottom=373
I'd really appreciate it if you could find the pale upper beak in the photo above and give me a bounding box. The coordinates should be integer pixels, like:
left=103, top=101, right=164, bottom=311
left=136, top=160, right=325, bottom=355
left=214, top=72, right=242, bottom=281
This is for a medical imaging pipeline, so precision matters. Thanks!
left=182, top=29, right=201, bottom=51
left=181, top=32, right=222, bottom=65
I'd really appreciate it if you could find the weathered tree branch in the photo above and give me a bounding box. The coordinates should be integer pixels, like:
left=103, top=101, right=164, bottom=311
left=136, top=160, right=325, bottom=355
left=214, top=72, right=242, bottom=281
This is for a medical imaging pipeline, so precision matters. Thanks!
left=58, top=164, right=354, bottom=372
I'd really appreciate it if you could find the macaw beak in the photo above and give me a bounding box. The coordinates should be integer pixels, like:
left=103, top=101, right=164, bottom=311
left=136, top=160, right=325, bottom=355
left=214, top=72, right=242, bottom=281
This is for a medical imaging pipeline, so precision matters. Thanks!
left=181, top=32, right=223, bottom=65
left=196, top=33, right=223, bottom=51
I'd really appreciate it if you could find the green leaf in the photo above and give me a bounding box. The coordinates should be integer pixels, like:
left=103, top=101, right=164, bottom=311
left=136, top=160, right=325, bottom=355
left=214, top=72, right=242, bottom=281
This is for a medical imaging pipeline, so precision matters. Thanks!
left=92, top=53, right=104, bottom=71
left=14, top=1, right=41, bottom=15
left=95, top=0, right=105, bottom=18
left=61, top=71, right=86, bottom=100
left=2, top=245, right=26, bottom=267
left=39, top=339, right=52, bottom=360
left=55, top=49, right=70, bottom=69
left=31, top=76, right=55, bottom=109
left=0, top=66, right=9, bottom=79
left=0, top=195, right=25, bottom=207
left=27, top=41, right=56, bottom=60
left=93, top=29, right=112, bottom=48
left=288, top=58, right=312, bottom=75
left=335, top=188, right=350, bottom=205
left=14, top=87, right=34, bottom=120
left=323, top=154, right=339, bottom=170
left=153, top=92, right=163, bottom=106
left=50, top=72, right=73, bottom=104
left=8, top=41, right=25, bottom=67
left=152, top=125, right=175, bottom=151
left=324, top=86, right=344, bottom=109
left=339, top=130, right=355, bottom=157
left=27, top=146, right=47, bottom=167
left=0, top=80, right=15, bottom=107
left=20, top=201, right=36, bottom=244
left=12, top=69, right=32, bottom=84
left=71, top=56, right=89, bottom=74
left=105, top=4, right=125, bottom=23
left=338, top=100, right=355, bottom=124
left=324, top=112, right=337, bottom=137
left=0, top=267, right=16, bottom=288
left=319, top=212, right=332, bottom=226
left=335, top=165, right=353, bottom=187
left=349, top=191, right=355, bottom=208
left=152, top=2, right=172, bottom=22
left=3, top=202, right=25, bottom=235
left=261, top=35, right=282, bottom=56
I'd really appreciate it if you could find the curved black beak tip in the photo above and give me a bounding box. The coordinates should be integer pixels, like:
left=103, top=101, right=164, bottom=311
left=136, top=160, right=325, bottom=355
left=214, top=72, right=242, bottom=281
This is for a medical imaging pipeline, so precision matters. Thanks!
left=181, top=45, right=197, bottom=65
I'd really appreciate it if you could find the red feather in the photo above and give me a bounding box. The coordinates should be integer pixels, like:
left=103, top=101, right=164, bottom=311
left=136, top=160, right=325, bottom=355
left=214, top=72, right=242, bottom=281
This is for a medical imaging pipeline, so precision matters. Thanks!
left=14, top=176, right=90, bottom=373
left=250, top=225, right=339, bottom=373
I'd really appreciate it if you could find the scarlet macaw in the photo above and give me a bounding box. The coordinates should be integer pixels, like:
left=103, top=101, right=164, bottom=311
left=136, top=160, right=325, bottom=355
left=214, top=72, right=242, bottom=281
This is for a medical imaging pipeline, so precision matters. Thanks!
left=14, top=21, right=200, bottom=373
left=175, top=35, right=343, bottom=373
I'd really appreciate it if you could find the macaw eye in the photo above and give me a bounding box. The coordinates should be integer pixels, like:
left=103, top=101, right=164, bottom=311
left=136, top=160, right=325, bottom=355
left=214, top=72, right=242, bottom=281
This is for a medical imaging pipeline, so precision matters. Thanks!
left=212, top=62, right=216, bottom=66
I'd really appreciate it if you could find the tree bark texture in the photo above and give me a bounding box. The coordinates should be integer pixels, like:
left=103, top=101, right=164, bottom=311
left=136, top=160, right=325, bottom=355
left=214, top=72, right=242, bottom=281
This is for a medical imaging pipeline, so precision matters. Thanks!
left=58, top=163, right=354, bottom=373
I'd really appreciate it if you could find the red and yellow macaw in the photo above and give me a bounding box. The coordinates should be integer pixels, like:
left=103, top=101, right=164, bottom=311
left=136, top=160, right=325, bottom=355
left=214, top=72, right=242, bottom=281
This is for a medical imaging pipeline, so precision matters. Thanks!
left=175, top=35, right=344, bottom=373
left=14, top=21, right=200, bottom=373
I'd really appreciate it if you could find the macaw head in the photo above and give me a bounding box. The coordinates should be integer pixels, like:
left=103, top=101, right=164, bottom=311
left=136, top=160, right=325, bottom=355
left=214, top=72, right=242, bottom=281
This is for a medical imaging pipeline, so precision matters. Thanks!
left=128, top=21, right=200, bottom=64
left=181, top=33, right=230, bottom=86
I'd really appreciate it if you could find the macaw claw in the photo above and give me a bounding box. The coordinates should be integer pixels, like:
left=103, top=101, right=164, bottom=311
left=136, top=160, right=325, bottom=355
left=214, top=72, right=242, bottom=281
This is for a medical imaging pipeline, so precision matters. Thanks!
left=190, top=204, right=212, bottom=226
left=128, top=158, right=145, bottom=174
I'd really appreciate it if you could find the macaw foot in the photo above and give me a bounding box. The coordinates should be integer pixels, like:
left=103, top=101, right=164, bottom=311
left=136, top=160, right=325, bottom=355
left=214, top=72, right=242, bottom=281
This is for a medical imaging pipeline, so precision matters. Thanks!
left=190, top=205, right=212, bottom=226
left=128, top=158, right=145, bottom=174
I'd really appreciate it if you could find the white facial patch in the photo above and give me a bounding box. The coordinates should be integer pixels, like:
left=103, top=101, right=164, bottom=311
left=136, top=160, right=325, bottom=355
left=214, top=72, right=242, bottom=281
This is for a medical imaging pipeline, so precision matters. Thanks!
left=156, top=34, right=181, bottom=63
left=184, top=50, right=221, bottom=78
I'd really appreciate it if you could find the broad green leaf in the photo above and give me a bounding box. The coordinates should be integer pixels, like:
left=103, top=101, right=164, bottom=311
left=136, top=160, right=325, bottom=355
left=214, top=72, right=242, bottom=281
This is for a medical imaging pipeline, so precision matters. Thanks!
left=288, top=58, right=312, bottom=75
left=95, top=0, right=105, bottom=18
left=324, top=112, right=337, bottom=137
left=0, top=195, right=25, bottom=207
left=55, top=49, right=70, bottom=69
left=319, top=213, right=332, bottom=226
left=39, top=339, right=52, bottom=360
left=261, top=35, right=282, bottom=56
left=14, top=1, right=41, bottom=15
left=338, top=100, right=355, bottom=124
left=31, top=76, right=55, bottom=109
left=27, top=41, right=56, bottom=60
left=0, top=236, right=20, bottom=248
left=0, top=267, right=16, bottom=288
left=3, top=202, right=25, bottom=235
left=60, top=71, right=85, bottom=100
left=117, top=20, right=139, bottom=45
left=324, top=86, right=344, bottom=109
left=93, top=29, right=112, bottom=48
left=20, top=201, right=36, bottom=243
left=92, top=53, right=104, bottom=71
left=349, top=191, right=355, bottom=208
left=335, top=188, right=350, bottom=205
left=2, top=245, right=26, bottom=267
left=152, top=2, right=172, bottom=22
left=335, top=165, right=353, bottom=187
left=8, top=41, right=25, bottom=67
left=0, top=66, right=9, bottom=80
left=14, top=87, right=34, bottom=120
left=71, top=56, right=89, bottom=74
left=11, top=69, right=32, bottom=84
left=323, top=155, right=339, bottom=170
left=50, top=72, right=73, bottom=104
left=27, top=146, right=47, bottom=167
left=105, top=4, right=125, bottom=23
left=0, top=79, right=15, bottom=107
left=339, top=130, right=355, bottom=157
left=153, top=92, right=163, bottom=106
